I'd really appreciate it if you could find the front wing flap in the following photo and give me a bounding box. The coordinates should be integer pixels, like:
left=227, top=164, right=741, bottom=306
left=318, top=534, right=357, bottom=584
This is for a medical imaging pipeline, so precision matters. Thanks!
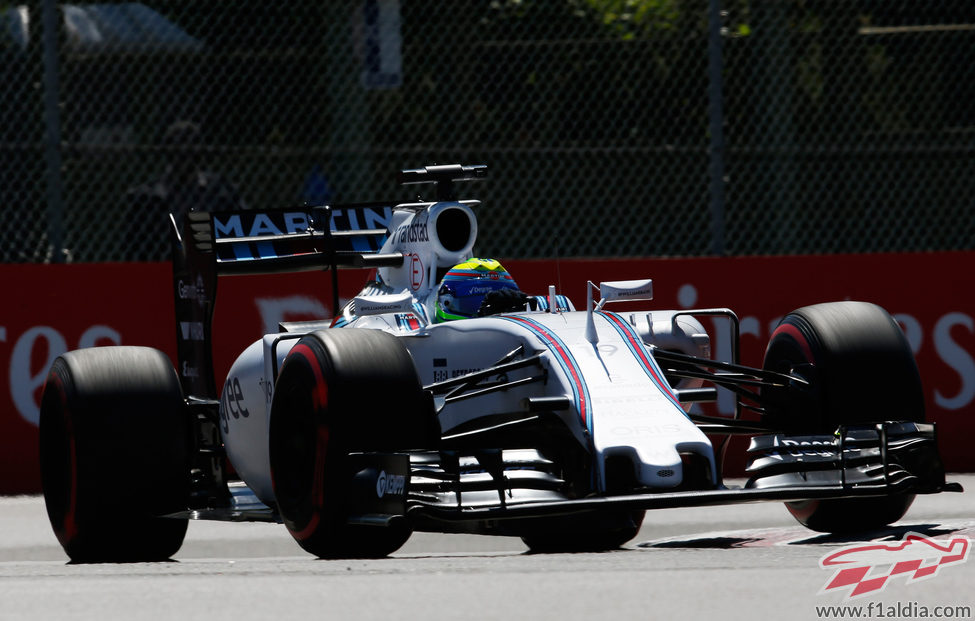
left=744, top=422, right=947, bottom=492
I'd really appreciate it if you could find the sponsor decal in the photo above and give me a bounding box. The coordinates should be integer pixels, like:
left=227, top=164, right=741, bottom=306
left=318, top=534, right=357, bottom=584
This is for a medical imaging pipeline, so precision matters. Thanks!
left=467, top=285, right=499, bottom=295
left=590, top=387, right=653, bottom=406
left=329, top=205, right=392, bottom=232
left=177, top=275, right=207, bottom=304
left=219, top=376, right=250, bottom=434
left=259, top=377, right=273, bottom=408
left=394, top=313, right=422, bottom=331
left=213, top=211, right=311, bottom=238
left=354, top=292, right=415, bottom=316
left=395, top=215, right=429, bottom=244
left=7, top=324, right=121, bottom=426
left=600, top=279, right=654, bottom=302
left=179, top=321, right=205, bottom=341
left=182, top=361, right=200, bottom=378
left=767, top=436, right=835, bottom=461
left=376, top=470, right=406, bottom=498
left=610, top=424, right=684, bottom=437
left=410, top=253, right=424, bottom=290
left=434, top=367, right=485, bottom=383
left=431, top=358, right=448, bottom=382
left=818, top=532, right=970, bottom=599
left=931, top=312, right=975, bottom=410
left=362, top=303, right=405, bottom=313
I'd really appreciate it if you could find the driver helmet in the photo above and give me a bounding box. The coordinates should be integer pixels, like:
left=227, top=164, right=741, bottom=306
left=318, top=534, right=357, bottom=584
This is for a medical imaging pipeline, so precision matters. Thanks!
left=435, top=258, right=519, bottom=323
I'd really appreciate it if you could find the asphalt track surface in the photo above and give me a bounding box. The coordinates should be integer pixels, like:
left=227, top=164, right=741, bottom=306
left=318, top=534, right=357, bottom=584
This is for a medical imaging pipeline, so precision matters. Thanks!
left=2, top=477, right=974, bottom=621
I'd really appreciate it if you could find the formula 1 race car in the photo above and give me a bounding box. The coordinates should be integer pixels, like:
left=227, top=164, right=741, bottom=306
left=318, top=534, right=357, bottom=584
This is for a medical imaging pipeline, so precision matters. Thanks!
left=39, top=164, right=960, bottom=562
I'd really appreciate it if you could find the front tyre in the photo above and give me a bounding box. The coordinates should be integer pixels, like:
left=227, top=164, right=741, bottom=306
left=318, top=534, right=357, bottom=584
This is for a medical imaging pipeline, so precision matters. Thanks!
left=762, top=301, right=923, bottom=533
left=520, top=510, right=645, bottom=553
left=39, top=347, right=190, bottom=562
left=269, top=329, right=436, bottom=559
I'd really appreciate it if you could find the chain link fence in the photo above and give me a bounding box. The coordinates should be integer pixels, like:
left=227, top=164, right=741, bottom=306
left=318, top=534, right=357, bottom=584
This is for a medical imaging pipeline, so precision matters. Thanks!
left=2, top=1, right=973, bottom=263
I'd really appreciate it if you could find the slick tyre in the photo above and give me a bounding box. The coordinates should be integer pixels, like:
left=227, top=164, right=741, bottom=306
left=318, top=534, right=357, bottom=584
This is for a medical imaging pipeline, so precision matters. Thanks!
left=39, top=347, right=190, bottom=562
left=762, top=301, right=923, bottom=533
left=520, top=510, right=645, bottom=553
left=269, top=329, right=436, bottom=559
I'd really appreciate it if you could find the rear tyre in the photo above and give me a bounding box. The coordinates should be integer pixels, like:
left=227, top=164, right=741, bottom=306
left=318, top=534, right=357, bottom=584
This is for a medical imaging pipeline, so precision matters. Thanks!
left=39, top=347, right=190, bottom=562
left=762, top=301, right=923, bottom=533
left=520, top=510, right=645, bottom=553
left=269, top=329, right=436, bottom=559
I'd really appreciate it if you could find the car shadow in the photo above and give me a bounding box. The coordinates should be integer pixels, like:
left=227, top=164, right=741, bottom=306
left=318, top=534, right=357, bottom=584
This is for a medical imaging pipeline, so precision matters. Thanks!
left=637, top=522, right=972, bottom=549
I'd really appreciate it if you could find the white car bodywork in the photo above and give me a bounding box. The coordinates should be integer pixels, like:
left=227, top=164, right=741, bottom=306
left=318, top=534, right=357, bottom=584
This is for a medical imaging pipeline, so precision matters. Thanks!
left=219, top=198, right=715, bottom=506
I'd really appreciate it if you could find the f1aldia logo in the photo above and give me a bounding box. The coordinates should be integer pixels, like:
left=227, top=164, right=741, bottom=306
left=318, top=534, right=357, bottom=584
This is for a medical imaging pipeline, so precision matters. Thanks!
left=376, top=470, right=406, bottom=498
left=819, top=532, right=970, bottom=599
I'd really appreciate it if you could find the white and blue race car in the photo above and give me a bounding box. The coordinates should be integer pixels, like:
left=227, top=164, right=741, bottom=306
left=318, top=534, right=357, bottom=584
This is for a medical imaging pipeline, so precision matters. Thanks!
left=39, top=164, right=959, bottom=561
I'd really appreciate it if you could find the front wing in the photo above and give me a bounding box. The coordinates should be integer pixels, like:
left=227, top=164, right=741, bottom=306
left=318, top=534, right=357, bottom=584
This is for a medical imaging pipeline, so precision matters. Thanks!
left=177, top=422, right=960, bottom=531
left=407, top=422, right=958, bottom=531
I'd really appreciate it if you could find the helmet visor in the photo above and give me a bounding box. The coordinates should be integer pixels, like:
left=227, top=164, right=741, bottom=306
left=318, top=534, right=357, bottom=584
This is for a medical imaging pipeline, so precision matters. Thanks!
left=437, top=279, right=518, bottom=320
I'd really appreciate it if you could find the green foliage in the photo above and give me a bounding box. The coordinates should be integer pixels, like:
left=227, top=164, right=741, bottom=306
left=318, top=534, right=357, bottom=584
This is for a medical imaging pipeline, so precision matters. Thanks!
left=577, top=0, right=682, bottom=38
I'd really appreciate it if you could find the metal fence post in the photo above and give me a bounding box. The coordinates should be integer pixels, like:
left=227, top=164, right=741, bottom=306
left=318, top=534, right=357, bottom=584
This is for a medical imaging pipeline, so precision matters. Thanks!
left=327, top=1, right=372, bottom=199
left=41, top=0, right=65, bottom=262
left=753, top=0, right=795, bottom=254
left=707, top=0, right=727, bottom=256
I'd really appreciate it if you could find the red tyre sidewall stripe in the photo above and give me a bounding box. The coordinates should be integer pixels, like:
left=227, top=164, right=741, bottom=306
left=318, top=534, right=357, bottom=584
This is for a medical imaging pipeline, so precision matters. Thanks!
left=786, top=499, right=819, bottom=521
left=286, top=343, right=330, bottom=542
left=770, top=322, right=815, bottom=362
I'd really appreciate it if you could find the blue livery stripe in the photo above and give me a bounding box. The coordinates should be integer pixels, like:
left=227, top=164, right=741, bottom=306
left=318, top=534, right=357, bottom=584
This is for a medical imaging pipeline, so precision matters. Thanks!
left=232, top=242, right=254, bottom=260
left=255, top=241, right=277, bottom=259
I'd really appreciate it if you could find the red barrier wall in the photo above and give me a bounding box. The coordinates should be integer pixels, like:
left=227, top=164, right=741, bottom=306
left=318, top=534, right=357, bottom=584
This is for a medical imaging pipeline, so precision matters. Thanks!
left=2, top=252, right=972, bottom=493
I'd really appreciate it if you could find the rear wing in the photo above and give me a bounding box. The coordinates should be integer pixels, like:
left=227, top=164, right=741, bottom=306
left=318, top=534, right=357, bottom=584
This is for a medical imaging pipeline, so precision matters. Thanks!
left=170, top=163, right=488, bottom=398
left=199, top=205, right=404, bottom=276
left=170, top=203, right=401, bottom=398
